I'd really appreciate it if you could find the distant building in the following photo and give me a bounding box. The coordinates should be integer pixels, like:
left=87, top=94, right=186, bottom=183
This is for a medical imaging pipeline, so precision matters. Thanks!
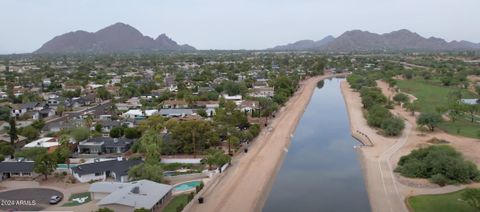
left=461, top=99, right=479, bottom=105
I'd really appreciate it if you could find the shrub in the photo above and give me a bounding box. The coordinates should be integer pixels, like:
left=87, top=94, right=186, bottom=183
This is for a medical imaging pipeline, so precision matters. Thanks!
left=381, top=117, right=405, bottom=136
left=360, top=87, right=387, bottom=109
left=430, top=173, right=448, bottom=186
left=367, top=105, right=391, bottom=127
left=396, top=145, right=480, bottom=185
left=393, top=93, right=409, bottom=104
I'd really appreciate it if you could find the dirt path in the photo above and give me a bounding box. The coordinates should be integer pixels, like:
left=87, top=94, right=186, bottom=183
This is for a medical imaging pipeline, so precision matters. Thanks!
left=185, top=74, right=347, bottom=212
left=341, top=81, right=408, bottom=212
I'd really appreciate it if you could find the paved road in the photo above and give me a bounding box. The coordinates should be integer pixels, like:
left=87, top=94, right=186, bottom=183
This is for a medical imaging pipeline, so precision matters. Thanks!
left=45, top=100, right=111, bottom=128
left=0, top=188, right=62, bottom=211
left=376, top=122, right=411, bottom=212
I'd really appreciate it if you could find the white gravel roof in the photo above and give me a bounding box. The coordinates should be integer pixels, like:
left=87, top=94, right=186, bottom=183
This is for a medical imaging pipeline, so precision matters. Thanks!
left=92, top=180, right=173, bottom=209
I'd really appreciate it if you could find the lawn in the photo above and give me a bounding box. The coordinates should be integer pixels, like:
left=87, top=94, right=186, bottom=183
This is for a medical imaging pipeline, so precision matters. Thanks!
left=407, top=189, right=478, bottom=212
left=62, top=192, right=91, bottom=207
left=396, top=79, right=480, bottom=138
left=164, top=194, right=191, bottom=212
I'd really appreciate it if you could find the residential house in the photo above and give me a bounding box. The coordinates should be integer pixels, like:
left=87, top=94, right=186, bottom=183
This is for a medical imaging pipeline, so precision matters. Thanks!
left=23, top=137, right=59, bottom=153
left=250, top=87, right=275, bottom=98
left=96, top=120, right=122, bottom=133
left=0, top=161, right=38, bottom=180
left=162, top=100, right=189, bottom=109
left=159, top=109, right=194, bottom=118
left=89, top=180, right=172, bottom=211
left=11, top=102, right=39, bottom=118
left=122, top=109, right=144, bottom=119
left=78, top=137, right=134, bottom=154
left=238, top=100, right=260, bottom=112
left=71, top=158, right=143, bottom=183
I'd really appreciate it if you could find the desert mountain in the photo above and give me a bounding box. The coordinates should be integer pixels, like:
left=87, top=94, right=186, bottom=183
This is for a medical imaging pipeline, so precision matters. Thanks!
left=35, top=23, right=195, bottom=54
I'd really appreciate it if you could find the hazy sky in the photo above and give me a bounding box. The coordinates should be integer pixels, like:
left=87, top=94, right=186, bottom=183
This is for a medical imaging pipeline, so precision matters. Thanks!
left=1, top=0, right=479, bottom=54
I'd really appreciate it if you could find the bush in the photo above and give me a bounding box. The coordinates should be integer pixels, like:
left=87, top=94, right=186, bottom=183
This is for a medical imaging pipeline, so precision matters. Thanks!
left=360, top=87, right=387, bottom=109
left=430, top=173, right=448, bottom=186
left=195, top=182, right=204, bottom=193
left=396, top=145, right=480, bottom=185
left=367, top=105, right=391, bottom=127
left=0, top=155, right=4, bottom=162
left=393, top=93, right=409, bottom=104
left=381, top=117, right=405, bottom=136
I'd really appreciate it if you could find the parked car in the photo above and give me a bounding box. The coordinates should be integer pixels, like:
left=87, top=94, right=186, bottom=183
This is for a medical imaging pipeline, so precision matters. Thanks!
left=49, top=195, right=62, bottom=204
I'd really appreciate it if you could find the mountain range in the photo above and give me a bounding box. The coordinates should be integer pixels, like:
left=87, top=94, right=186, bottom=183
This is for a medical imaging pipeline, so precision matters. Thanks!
left=35, top=24, right=480, bottom=54
left=34, top=23, right=195, bottom=54
left=270, top=29, right=480, bottom=52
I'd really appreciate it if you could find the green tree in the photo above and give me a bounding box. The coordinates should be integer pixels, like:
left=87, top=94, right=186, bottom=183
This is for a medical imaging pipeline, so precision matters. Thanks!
left=404, top=100, right=419, bottom=116
left=0, top=107, right=11, bottom=121
left=0, top=143, right=14, bottom=157
left=124, top=127, right=141, bottom=139
left=203, top=149, right=231, bottom=170
left=128, top=162, right=164, bottom=183
left=109, top=126, right=124, bottom=138
left=416, top=112, right=443, bottom=132
left=95, top=123, right=102, bottom=132
left=31, top=119, right=45, bottom=130
left=70, top=127, right=90, bottom=142
left=96, top=87, right=111, bottom=100
left=170, top=120, right=219, bottom=157
left=8, top=118, right=17, bottom=147
left=21, top=126, right=39, bottom=140
left=15, top=147, right=47, bottom=160
left=34, top=153, right=57, bottom=180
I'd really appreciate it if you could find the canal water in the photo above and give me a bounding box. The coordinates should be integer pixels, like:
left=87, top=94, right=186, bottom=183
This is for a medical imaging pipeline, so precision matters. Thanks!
left=263, top=78, right=371, bottom=212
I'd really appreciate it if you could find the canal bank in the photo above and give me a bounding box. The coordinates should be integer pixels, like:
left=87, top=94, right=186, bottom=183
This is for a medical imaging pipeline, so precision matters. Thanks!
left=263, top=78, right=371, bottom=212
left=186, top=74, right=347, bottom=212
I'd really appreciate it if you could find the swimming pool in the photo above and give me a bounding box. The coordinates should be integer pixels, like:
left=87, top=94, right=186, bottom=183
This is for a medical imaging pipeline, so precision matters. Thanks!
left=173, top=181, right=202, bottom=191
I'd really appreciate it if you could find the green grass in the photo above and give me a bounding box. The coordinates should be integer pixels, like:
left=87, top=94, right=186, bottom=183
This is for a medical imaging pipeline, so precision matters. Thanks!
left=62, top=192, right=91, bottom=207
left=164, top=194, right=191, bottom=212
left=396, top=79, right=480, bottom=138
left=396, top=79, right=477, bottom=113
left=407, top=189, right=478, bottom=212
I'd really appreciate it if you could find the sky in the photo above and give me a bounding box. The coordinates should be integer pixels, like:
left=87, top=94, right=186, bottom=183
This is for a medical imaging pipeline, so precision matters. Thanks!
left=0, top=0, right=479, bottom=54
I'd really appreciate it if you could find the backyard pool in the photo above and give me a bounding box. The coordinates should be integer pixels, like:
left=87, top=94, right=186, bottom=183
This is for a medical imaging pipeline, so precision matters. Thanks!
left=173, top=181, right=202, bottom=192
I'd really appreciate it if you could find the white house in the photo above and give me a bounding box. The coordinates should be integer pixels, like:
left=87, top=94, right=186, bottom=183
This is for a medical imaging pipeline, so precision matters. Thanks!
left=23, top=137, right=59, bottom=152
left=122, top=109, right=144, bottom=119
left=89, top=180, right=173, bottom=211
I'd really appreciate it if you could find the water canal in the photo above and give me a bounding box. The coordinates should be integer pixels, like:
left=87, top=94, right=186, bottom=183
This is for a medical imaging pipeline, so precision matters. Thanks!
left=263, top=78, right=371, bottom=212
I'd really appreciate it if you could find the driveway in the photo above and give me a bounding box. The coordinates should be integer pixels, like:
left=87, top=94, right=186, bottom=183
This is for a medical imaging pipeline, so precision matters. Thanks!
left=0, top=188, right=63, bottom=211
